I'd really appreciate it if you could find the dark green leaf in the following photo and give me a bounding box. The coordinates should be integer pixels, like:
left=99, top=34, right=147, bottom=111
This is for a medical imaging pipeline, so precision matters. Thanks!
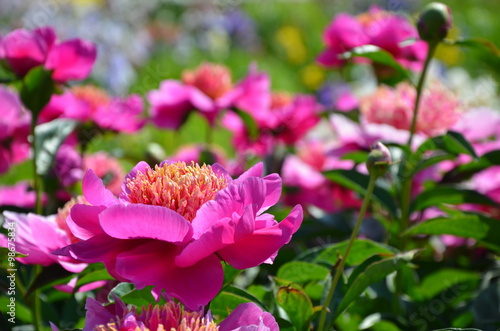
left=0, top=296, right=32, bottom=323
left=324, top=169, right=397, bottom=217
left=0, top=246, right=28, bottom=260
left=25, top=264, right=74, bottom=296
left=74, top=267, right=114, bottom=292
left=232, top=108, right=259, bottom=140
left=107, top=282, right=156, bottom=307
left=277, top=262, right=330, bottom=283
left=210, top=290, right=253, bottom=320
left=35, top=119, right=77, bottom=176
left=333, top=250, right=417, bottom=319
left=414, top=269, right=479, bottom=301
left=404, top=212, right=500, bottom=251
left=20, top=66, right=56, bottom=117
left=223, top=264, right=243, bottom=288
left=410, top=187, right=497, bottom=212
left=223, top=286, right=267, bottom=310
left=446, top=37, right=500, bottom=57
left=442, top=149, right=500, bottom=183
left=276, top=285, right=313, bottom=331
left=340, top=151, right=369, bottom=163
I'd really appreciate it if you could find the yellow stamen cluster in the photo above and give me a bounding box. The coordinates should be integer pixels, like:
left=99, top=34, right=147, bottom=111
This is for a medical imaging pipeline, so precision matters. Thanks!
left=126, top=162, right=228, bottom=221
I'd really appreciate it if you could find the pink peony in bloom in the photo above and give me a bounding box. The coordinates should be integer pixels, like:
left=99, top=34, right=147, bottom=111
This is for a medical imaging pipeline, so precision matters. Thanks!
left=57, top=161, right=302, bottom=309
left=2, top=26, right=96, bottom=81
left=0, top=182, right=41, bottom=209
left=360, top=81, right=461, bottom=136
left=50, top=296, right=278, bottom=331
left=148, top=63, right=271, bottom=130
left=84, top=152, right=125, bottom=196
left=0, top=86, right=31, bottom=174
left=39, top=85, right=145, bottom=133
left=318, top=6, right=427, bottom=71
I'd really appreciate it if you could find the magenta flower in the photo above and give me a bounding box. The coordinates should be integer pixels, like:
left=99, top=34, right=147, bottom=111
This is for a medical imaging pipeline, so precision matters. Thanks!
left=318, top=6, right=427, bottom=71
left=0, top=86, right=31, bottom=174
left=51, top=296, right=278, bottom=331
left=148, top=63, right=271, bottom=130
left=2, top=26, right=96, bottom=81
left=57, top=161, right=302, bottom=309
left=360, top=81, right=461, bottom=136
left=0, top=182, right=39, bottom=209
left=84, top=152, right=125, bottom=196
left=39, top=85, right=145, bottom=133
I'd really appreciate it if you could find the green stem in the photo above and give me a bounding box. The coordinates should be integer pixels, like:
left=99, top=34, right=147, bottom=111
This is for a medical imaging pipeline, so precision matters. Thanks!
left=407, top=43, right=437, bottom=149
left=28, top=265, right=43, bottom=331
left=317, top=175, right=377, bottom=331
left=30, top=118, right=43, bottom=215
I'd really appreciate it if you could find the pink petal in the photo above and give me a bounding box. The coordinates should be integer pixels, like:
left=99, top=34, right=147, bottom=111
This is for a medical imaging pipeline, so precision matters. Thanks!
left=233, top=162, right=263, bottom=185
left=259, top=174, right=282, bottom=213
left=219, top=302, right=279, bottom=331
left=4, top=29, right=47, bottom=76
left=114, top=241, right=223, bottom=310
left=217, top=205, right=303, bottom=269
left=99, top=204, right=192, bottom=243
left=68, top=204, right=106, bottom=240
left=83, top=169, right=118, bottom=207
left=83, top=297, right=116, bottom=331
left=45, top=39, right=96, bottom=82
left=119, top=161, right=150, bottom=199
left=147, top=80, right=193, bottom=130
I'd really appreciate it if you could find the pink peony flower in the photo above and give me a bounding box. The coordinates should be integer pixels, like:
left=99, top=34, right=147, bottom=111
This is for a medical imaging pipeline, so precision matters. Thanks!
left=0, top=197, right=89, bottom=273
left=318, top=6, right=427, bottom=71
left=0, top=86, right=31, bottom=174
left=360, top=81, right=461, bottom=136
left=57, top=161, right=302, bottom=309
left=0, top=182, right=40, bottom=209
left=39, top=85, right=145, bottom=133
left=148, top=63, right=271, bottom=130
left=50, top=296, right=278, bottom=331
left=2, top=26, right=96, bottom=81
left=83, top=152, right=125, bottom=196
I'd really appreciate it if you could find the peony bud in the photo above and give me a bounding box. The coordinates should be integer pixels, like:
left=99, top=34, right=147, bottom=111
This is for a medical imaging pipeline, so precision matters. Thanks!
left=367, top=142, right=392, bottom=178
left=417, top=2, right=452, bottom=43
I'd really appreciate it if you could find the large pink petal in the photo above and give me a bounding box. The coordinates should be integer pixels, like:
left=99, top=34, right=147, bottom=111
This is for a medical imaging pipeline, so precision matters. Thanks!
left=4, top=29, right=47, bottom=76
left=217, top=205, right=303, bottom=269
left=68, top=204, right=106, bottom=239
left=219, top=302, right=279, bottom=331
left=99, top=204, right=192, bottom=243
left=82, top=297, right=116, bottom=331
left=45, top=39, right=96, bottom=82
left=114, top=241, right=223, bottom=310
left=147, top=80, right=193, bottom=130
left=233, top=162, right=263, bottom=185
left=83, top=169, right=118, bottom=207
left=259, top=174, right=282, bottom=213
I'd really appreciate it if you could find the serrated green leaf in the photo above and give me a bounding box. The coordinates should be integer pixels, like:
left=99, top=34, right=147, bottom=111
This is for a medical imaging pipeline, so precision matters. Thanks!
left=20, top=66, right=56, bottom=117
left=410, top=187, right=497, bottom=212
left=277, top=262, right=330, bottom=283
left=34, top=119, right=77, bottom=176
left=324, top=169, right=397, bottom=217
left=404, top=212, right=500, bottom=251
left=276, top=286, right=313, bottom=331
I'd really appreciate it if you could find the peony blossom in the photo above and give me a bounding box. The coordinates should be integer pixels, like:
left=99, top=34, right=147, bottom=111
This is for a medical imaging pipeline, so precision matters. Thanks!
left=0, top=86, right=31, bottom=174
left=318, top=6, right=427, bottom=71
left=50, top=296, right=278, bottom=331
left=360, top=81, right=461, bottom=136
left=2, top=26, right=96, bottom=82
left=84, top=152, right=125, bottom=196
left=148, top=63, right=271, bottom=130
left=56, top=161, right=302, bottom=309
left=39, top=85, right=145, bottom=133
left=0, top=182, right=40, bottom=209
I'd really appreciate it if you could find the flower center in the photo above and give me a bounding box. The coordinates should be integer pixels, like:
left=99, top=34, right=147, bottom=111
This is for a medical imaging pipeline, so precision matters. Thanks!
left=71, top=85, right=111, bottom=114
left=270, top=92, right=293, bottom=110
left=182, top=63, right=233, bottom=100
left=126, top=162, right=228, bottom=221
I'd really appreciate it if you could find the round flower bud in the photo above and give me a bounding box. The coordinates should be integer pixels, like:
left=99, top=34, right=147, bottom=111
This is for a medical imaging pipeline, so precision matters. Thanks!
left=367, top=142, right=392, bottom=178
left=417, top=2, right=452, bottom=43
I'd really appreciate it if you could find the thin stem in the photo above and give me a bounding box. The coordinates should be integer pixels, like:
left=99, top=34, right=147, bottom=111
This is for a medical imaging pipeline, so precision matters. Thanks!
left=317, top=175, right=377, bottom=331
left=31, top=266, right=43, bottom=331
left=30, top=118, right=43, bottom=215
left=407, top=43, right=437, bottom=149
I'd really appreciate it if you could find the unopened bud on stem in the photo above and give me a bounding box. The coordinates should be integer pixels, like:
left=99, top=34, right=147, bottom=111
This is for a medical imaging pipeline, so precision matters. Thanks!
left=367, top=142, right=392, bottom=178
left=417, top=2, right=452, bottom=44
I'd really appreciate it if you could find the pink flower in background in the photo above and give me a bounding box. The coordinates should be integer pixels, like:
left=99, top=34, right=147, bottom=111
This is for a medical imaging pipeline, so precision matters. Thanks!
left=39, top=85, right=145, bottom=133
left=83, top=152, right=125, bottom=196
left=0, top=197, right=89, bottom=273
left=57, top=161, right=302, bottom=309
left=360, top=81, right=461, bottom=136
left=53, top=296, right=278, bottom=331
left=2, top=26, right=96, bottom=81
left=0, top=86, right=31, bottom=174
left=0, top=182, right=39, bottom=209
left=148, top=63, right=271, bottom=130
left=318, top=6, right=427, bottom=71
left=54, top=144, right=84, bottom=188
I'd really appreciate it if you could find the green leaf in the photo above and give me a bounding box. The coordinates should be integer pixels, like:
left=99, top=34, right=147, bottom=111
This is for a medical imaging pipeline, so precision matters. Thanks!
left=0, top=246, right=28, bottom=260
left=232, top=108, right=259, bottom=140
left=74, top=266, right=114, bottom=292
left=341, top=45, right=410, bottom=81
left=20, top=66, right=56, bottom=117
left=276, top=286, right=313, bottom=331
left=412, top=131, right=477, bottom=166
left=223, top=264, right=243, bottom=288
left=108, top=282, right=156, bottom=307
left=25, top=264, right=74, bottom=296
left=0, top=296, right=32, bottom=323
left=404, top=212, right=500, bottom=251
left=340, top=151, right=369, bottom=164
left=442, top=149, right=500, bottom=183
left=223, top=286, right=267, bottom=310
left=314, top=239, right=397, bottom=267
left=35, top=119, right=77, bottom=176
left=410, top=187, right=497, bottom=212
left=446, top=37, right=500, bottom=57
left=333, top=250, right=417, bottom=319
left=277, top=262, right=330, bottom=283
left=211, top=290, right=254, bottom=320
left=324, top=169, right=397, bottom=217
left=430, top=329, right=483, bottom=331
left=413, top=269, right=479, bottom=301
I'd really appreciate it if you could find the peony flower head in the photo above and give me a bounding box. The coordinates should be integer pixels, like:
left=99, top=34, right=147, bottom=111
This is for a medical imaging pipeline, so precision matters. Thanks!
left=51, top=297, right=278, bottom=331
left=360, top=81, right=461, bottom=136
left=56, top=161, right=302, bottom=309
left=84, top=152, right=125, bottom=196
left=182, top=62, right=233, bottom=100
left=2, top=26, right=96, bottom=82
